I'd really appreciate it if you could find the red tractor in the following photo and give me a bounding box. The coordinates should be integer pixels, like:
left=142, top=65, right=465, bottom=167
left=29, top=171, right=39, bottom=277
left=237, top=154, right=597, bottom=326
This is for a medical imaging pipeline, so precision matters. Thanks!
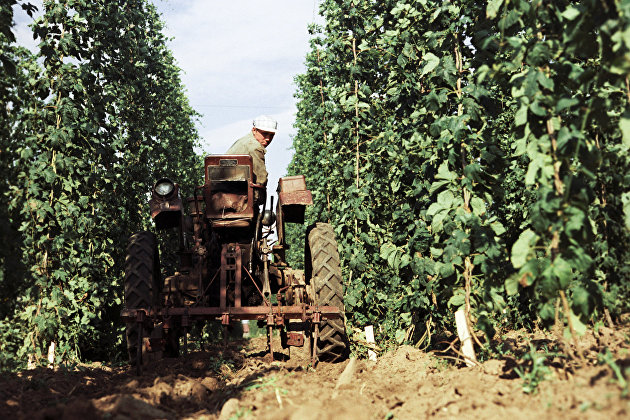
left=121, top=155, right=347, bottom=373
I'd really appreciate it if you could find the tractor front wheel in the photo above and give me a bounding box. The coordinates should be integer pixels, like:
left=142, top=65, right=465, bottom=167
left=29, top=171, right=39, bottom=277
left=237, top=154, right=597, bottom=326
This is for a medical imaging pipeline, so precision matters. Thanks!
left=306, top=223, right=348, bottom=362
left=124, top=231, right=161, bottom=365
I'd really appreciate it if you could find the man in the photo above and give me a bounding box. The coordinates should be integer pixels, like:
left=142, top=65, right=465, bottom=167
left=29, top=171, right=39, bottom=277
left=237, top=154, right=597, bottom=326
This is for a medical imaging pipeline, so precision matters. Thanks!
left=226, top=115, right=277, bottom=191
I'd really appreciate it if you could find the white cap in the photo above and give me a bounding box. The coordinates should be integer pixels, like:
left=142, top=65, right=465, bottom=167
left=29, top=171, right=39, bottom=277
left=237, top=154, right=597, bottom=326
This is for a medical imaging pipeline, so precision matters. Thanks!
left=253, top=115, right=278, bottom=133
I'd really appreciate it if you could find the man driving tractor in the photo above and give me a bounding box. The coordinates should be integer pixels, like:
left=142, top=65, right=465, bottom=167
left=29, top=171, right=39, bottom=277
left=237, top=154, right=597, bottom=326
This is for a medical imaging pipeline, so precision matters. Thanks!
left=122, top=112, right=347, bottom=371
left=226, top=115, right=277, bottom=204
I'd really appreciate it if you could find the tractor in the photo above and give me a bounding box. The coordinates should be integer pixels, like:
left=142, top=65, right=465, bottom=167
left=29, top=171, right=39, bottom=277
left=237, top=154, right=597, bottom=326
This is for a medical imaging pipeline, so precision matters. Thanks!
left=120, top=154, right=347, bottom=373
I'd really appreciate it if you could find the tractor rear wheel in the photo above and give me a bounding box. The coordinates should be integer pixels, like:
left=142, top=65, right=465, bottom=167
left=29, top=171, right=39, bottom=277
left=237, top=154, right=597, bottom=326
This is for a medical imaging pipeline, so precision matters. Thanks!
left=124, top=231, right=161, bottom=365
left=306, top=223, right=348, bottom=362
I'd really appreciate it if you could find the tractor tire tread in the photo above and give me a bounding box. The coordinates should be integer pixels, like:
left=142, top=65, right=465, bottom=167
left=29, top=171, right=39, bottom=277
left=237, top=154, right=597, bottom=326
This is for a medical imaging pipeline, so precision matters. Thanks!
left=124, top=231, right=159, bottom=364
left=307, top=222, right=347, bottom=362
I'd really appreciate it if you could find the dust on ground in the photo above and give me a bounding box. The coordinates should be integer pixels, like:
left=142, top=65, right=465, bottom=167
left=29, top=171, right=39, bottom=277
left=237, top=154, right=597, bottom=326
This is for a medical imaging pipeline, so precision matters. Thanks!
left=1, top=323, right=629, bottom=420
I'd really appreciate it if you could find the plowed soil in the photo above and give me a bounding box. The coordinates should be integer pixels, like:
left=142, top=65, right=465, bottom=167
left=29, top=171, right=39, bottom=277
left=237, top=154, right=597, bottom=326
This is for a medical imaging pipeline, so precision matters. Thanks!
left=1, top=323, right=629, bottom=420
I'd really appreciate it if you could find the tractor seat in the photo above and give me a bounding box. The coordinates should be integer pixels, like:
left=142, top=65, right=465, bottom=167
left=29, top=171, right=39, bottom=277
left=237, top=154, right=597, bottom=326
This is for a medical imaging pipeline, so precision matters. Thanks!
left=204, top=155, right=256, bottom=222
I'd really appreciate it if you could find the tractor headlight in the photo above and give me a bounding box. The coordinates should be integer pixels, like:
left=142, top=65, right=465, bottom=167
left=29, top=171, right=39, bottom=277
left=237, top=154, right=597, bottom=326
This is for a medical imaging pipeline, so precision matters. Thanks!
left=154, top=178, right=175, bottom=197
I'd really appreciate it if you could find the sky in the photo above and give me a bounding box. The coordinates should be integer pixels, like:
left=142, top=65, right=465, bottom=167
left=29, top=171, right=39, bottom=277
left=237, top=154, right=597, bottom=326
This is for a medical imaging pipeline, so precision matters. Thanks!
left=13, top=0, right=323, bottom=199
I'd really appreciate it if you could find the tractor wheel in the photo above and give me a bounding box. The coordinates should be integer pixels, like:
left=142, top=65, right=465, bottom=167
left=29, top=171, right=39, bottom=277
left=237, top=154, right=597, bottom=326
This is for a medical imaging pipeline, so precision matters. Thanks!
left=306, top=223, right=348, bottom=362
left=124, top=231, right=161, bottom=365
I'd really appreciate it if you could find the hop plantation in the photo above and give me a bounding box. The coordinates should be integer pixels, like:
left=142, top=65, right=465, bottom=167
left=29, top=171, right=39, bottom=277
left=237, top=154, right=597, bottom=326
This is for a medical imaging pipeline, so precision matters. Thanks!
left=289, top=0, right=630, bottom=350
left=0, top=0, right=200, bottom=368
left=1, top=0, right=630, bottom=368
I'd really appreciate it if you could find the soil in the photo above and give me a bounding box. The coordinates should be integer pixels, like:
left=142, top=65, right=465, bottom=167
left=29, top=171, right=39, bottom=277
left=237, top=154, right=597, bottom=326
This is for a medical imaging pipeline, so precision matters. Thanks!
left=1, top=324, right=629, bottom=420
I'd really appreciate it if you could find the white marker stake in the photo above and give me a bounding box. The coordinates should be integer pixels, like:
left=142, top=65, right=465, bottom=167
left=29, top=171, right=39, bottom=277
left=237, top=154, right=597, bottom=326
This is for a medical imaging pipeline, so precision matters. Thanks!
left=455, top=309, right=477, bottom=367
left=365, top=325, right=377, bottom=361
left=27, top=354, right=35, bottom=370
left=47, top=341, right=56, bottom=368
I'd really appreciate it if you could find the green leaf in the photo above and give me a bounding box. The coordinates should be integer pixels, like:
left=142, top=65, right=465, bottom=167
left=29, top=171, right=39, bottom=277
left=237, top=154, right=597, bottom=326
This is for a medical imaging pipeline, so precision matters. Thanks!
left=400, top=254, right=411, bottom=268
left=431, top=212, right=446, bottom=233
left=397, top=54, right=408, bottom=68
left=556, top=98, right=579, bottom=112
left=537, top=72, right=554, bottom=90
left=395, top=329, right=406, bottom=344
left=470, top=197, right=486, bottom=216
left=571, top=286, right=590, bottom=318
left=402, top=43, right=417, bottom=60
left=391, top=178, right=401, bottom=193
left=565, top=310, right=587, bottom=338
left=429, top=180, right=450, bottom=194
left=514, top=136, right=527, bottom=156
left=43, top=169, right=56, bottom=183
left=421, top=53, right=440, bottom=76
left=447, top=290, right=465, bottom=308
left=539, top=303, right=555, bottom=321
left=505, top=273, right=519, bottom=295
left=380, top=242, right=396, bottom=260
left=426, top=202, right=443, bottom=217
left=430, top=247, right=443, bottom=258
left=511, top=229, right=538, bottom=269
left=436, top=162, right=457, bottom=181
left=437, top=190, right=454, bottom=208
left=525, top=153, right=547, bottom=185
left=553, top=257, right=573, bottom=289
left=561, top=6, right=580, bottom=21
left=515, top=104, right=528, bottom=126
left=620, top=112, right=630, bottom=147
left=490, top=221, right=506, bottom=236
left=622, top=192, right=630, bottom=231
left=486, top=0, right=504, bottom=19
left=0, top=55, right=17, bottom=76
left=20, top=147, right=34, bottom=160
left=380, top=242, right=401, bottom=269
left=529, top=100, right=547, bottom=117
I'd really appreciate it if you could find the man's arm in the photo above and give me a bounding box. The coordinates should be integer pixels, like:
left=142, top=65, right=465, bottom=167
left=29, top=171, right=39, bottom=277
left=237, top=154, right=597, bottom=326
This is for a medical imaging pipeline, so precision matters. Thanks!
left=251, top=146, right=268, bottom=186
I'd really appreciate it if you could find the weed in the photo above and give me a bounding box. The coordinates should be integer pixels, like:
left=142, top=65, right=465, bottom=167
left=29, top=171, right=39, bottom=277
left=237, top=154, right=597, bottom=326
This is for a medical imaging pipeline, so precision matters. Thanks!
left=207, top=356, right=235, bottom=380
left=514, top=343, right=552, bottom=394
left=243, top=374, right=290, bottom=395
left=598, top=348, right=629, bottom=398
left=429, top=356, right=450, bottom=372
left=229, top=407, right=252, bottom=420
left=477, top=341, right=514, bottom=362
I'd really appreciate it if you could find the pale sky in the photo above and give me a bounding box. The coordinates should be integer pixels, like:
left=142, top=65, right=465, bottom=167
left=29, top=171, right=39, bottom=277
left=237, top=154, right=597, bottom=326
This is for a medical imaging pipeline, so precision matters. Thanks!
left=154, top=0, right=322, bottom=195
left=14, top=0, right=323, bottom=197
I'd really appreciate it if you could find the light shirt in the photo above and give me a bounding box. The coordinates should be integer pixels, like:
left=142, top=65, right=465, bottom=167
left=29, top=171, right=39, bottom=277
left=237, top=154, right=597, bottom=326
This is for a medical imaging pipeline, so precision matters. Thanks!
left=226, top=131, right=268, bottom=186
